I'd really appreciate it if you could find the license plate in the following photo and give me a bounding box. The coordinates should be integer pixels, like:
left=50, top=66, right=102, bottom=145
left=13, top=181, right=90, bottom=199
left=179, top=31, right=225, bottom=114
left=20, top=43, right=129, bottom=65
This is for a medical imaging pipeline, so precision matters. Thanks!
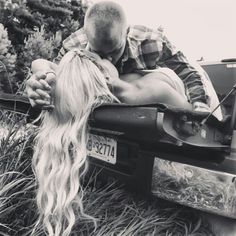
left=87, top=134, right=117, bottom=164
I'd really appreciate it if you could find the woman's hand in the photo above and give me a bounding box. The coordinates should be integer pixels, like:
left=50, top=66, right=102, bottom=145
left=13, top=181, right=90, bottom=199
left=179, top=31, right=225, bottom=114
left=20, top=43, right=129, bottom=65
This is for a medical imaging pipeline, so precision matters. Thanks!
left=26, top=71, right=56, bottom=108
left=26, top=59, right=57, bottom=109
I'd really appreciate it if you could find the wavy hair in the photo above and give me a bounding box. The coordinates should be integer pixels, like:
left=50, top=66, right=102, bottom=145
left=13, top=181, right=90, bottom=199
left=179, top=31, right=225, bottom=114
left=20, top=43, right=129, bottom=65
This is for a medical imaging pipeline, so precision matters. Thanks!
left=32, top=49, right=118, bottom=236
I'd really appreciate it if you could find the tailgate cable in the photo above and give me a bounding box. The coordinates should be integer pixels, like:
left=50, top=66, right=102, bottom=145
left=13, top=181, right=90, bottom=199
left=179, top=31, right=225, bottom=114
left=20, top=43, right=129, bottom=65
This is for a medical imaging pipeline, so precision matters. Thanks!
left=201, top=84, right=236, bottom=126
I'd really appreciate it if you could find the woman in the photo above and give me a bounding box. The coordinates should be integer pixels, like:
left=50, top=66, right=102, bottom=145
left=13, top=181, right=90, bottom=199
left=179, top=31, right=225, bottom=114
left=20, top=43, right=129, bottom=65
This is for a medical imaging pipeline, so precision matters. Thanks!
left=32, top=49, right=118, bottom=236
left=32, top=49, right=222, bottom=236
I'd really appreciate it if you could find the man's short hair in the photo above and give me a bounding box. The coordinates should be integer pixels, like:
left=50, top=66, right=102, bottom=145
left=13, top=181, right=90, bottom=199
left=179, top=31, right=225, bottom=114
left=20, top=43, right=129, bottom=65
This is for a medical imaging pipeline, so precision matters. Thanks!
left=84, top=1, right=127, bottom=36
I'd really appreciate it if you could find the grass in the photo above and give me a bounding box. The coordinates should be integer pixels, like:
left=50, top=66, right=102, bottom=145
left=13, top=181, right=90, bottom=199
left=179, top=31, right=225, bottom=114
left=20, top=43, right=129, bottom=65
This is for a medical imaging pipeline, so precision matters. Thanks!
left=0, top=110, right=214, bottom=236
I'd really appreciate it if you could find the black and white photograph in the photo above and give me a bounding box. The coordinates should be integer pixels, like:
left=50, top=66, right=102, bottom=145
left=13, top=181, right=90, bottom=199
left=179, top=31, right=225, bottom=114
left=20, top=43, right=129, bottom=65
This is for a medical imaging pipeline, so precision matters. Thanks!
left=0, top=0, right=236, bottom=235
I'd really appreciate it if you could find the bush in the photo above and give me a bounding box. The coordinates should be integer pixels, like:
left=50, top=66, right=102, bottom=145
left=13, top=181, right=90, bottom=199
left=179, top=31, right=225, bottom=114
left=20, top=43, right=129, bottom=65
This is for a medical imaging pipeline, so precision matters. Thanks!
left=0, top=0, right=86, bottom=93
left=16, top=26, right=62, bottom=92
left=0, top=23, right=17, bottom=93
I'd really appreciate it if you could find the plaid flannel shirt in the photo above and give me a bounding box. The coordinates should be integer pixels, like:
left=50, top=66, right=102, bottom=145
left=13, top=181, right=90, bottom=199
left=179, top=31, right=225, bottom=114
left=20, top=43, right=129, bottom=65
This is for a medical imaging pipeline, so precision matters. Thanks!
left=56, top=25, right=209, bottom=104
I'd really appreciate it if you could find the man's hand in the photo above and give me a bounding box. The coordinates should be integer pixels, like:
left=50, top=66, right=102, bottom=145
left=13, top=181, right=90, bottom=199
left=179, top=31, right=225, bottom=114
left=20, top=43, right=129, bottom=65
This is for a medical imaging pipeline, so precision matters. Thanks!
left=26, top=71, right=56, bottom=109
left=193, top=101, right=210, bottom=113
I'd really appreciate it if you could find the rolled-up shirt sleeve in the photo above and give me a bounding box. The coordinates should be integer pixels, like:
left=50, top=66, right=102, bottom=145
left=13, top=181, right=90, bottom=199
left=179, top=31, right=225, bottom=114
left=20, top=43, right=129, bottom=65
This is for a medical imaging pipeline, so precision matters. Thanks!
left=54, top=28, right=88, bottom=64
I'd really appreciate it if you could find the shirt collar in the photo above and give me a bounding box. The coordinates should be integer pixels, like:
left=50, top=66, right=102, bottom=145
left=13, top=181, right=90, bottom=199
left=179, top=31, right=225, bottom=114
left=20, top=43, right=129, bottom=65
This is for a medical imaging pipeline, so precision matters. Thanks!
left=120, top=26, right=131, bottom=63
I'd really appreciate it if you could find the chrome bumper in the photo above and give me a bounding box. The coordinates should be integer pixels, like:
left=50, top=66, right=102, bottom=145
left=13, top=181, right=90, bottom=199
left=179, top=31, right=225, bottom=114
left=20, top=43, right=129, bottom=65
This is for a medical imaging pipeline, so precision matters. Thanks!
left=151, top=157, right=236, bottom=219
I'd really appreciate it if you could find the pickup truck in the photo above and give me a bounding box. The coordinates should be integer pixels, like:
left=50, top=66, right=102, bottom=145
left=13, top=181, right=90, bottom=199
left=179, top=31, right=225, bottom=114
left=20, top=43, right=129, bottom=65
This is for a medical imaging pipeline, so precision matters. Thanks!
left=0, top=58, right=236, bottom=219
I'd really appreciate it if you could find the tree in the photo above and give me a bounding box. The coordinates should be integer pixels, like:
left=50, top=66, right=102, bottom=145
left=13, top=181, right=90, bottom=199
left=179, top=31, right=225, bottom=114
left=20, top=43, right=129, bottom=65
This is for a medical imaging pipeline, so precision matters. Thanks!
left=0, top=0, right=86, bottom=92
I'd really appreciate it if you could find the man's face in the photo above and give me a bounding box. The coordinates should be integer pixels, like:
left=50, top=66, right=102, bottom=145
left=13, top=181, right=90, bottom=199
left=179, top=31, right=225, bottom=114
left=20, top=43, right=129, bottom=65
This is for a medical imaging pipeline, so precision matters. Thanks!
left=88, top=25, right=127, bottom=65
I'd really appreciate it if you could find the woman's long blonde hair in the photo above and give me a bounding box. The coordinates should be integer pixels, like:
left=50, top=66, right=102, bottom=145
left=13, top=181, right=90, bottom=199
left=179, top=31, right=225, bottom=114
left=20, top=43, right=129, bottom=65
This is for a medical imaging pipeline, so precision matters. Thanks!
left=32, top=49, right=118, bottom=236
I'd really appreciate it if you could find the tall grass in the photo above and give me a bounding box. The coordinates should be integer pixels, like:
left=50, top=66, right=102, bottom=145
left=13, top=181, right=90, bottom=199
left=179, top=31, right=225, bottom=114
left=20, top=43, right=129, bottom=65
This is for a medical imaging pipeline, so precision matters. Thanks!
left=0, top=110, right=38, bottom=236
left=0, top=110, right=214, bottom=236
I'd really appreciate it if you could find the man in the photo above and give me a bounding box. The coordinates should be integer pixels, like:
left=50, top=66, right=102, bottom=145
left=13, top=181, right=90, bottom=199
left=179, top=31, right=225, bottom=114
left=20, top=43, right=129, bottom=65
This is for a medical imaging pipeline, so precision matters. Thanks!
left=26, top=0, right=211, bottom=112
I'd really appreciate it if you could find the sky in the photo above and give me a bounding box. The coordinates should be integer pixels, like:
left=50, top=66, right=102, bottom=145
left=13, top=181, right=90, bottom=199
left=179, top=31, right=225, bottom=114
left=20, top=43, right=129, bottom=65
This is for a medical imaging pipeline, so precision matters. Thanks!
left=92, top=0, right=236, bottom=61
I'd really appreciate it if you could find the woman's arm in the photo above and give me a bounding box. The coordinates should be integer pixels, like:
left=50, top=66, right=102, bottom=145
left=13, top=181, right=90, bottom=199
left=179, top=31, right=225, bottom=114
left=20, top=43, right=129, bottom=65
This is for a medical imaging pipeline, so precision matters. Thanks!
left=118, top=80, right=191, bottom=110
left=31, top=58, right=58, bottom=74
left=98, top=59, right=192, bottom=110
left=112, top=72, right=192, bottom=110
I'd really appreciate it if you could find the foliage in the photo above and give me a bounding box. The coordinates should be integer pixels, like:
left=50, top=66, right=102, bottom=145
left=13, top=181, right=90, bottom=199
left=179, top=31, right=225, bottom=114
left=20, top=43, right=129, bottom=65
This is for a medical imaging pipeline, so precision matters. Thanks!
left=0, top=0, right=86, bottom=92
left=0, top=111, right=37, bottom=235
left=25, top=27, right=61, bottom=62
left=0, top=23, right=17, bottom=93
left=17, top=27, right=63, bottom=92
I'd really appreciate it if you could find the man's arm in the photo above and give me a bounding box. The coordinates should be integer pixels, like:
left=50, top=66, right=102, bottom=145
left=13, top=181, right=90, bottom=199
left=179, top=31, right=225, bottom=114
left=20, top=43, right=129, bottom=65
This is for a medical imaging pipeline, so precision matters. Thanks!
left=157, top=33, right=210, bottom=111
left=129, top=25, right=210, bottom=111
left=54, top=28, right=88, bottom=63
